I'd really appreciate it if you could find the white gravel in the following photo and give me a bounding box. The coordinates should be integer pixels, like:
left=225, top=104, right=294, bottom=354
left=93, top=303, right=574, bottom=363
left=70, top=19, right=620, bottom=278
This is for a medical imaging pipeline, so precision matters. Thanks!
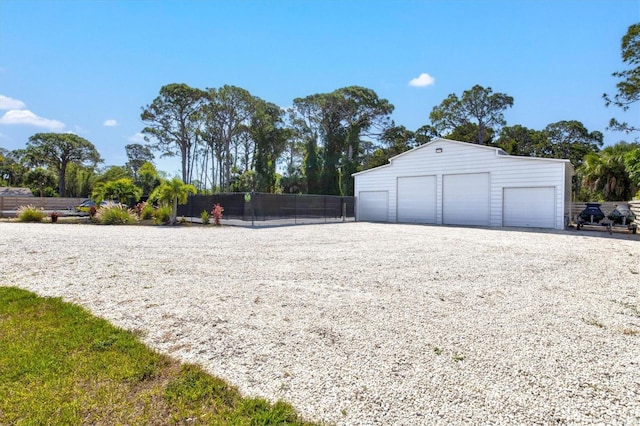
left=1, top=221, right=639, bottom=425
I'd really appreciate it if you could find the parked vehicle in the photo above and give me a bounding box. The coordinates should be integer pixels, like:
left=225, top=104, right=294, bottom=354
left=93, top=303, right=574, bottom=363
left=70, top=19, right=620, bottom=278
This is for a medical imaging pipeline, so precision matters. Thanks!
left=577, top=203, right=606, bottom=224
left=75, top=200, right=115, bottom=212
left=607, top=204, right=636, bottom=225
left=575, top=202, right=637, bottom=234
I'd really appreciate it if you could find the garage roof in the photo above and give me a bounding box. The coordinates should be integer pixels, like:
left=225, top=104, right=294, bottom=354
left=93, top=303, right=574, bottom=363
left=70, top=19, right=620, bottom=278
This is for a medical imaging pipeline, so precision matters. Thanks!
left=353, top=138, right=573, bottom=177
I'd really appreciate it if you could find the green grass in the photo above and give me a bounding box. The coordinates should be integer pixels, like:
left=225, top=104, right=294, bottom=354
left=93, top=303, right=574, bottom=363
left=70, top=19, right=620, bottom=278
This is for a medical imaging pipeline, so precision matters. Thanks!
left=0, top=287, right=315, bottom=425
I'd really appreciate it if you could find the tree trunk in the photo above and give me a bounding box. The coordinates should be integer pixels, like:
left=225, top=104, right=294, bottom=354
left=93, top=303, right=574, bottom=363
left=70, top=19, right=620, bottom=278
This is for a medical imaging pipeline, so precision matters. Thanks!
left=171, top=197, right=178, bottom=225
left=57, top=164, right=66, bottom=197
left=224, top=138, right=231, bottom=192
left=181, top=145, right=188, bottom=184
left=478, top=122, right=486, bottom=145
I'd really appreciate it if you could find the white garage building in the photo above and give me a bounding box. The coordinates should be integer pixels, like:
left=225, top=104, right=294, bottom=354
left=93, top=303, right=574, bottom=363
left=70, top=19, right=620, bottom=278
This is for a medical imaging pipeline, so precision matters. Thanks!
left=353, top=138, right=574, bottom=229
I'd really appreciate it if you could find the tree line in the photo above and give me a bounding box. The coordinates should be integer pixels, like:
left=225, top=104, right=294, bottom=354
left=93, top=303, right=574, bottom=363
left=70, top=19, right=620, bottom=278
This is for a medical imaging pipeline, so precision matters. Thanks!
left=1, top=23, right=638, bottom=202
left=138, top=83, right=394, bottom=197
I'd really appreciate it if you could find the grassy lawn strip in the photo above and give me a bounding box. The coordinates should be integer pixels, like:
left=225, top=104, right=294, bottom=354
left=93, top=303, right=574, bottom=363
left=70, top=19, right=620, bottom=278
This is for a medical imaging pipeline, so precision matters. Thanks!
left=0, top=287, right=315, bottom=425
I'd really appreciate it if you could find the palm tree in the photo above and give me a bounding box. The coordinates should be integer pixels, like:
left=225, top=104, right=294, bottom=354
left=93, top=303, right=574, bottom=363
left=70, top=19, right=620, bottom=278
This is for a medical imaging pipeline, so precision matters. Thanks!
left=149, top=177, right=196, bottom=225
left=93, top=178, right=142, bottom=205
left=579, top=144, right=637, bottom=201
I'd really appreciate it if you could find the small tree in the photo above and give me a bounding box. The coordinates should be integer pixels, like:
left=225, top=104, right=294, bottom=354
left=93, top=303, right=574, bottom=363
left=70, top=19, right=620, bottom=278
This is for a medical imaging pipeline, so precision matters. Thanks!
left=149, top=177, right=196, bottom=225
left=625, top=148, right=640, bottom=188
left=125, top=143, right=155, bottom=179
left=137, top=161, right=162, bottom=197
left=92, top=178, right=142, bottom=205
left=23, top=167, right=57, bottom=197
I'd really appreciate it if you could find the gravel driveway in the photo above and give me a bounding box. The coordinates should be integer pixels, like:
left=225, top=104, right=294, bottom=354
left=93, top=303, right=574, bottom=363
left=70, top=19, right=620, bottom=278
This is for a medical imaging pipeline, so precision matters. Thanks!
left=1, top=221, right=639, bottom=425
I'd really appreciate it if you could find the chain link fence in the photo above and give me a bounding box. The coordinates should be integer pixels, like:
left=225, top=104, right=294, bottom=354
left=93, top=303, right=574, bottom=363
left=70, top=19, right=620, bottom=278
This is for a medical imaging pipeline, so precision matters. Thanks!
left=177, top=193, right=355, bottom=222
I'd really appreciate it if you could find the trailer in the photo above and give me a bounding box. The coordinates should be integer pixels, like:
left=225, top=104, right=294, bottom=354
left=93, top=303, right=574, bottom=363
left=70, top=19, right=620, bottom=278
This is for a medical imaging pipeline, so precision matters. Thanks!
left=575, top=202, right=637, bottom=235
left=576, top=219, right=637, bottom=234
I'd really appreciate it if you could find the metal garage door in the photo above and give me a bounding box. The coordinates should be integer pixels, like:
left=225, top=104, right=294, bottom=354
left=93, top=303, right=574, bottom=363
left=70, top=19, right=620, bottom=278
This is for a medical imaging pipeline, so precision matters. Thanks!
left=397, top=176, right=437, bottom=223
left=503, top=187, right=555, bottom=228
left=443, top=173, right=490, bottom=226
left=358, top=191, right=389, bottom=222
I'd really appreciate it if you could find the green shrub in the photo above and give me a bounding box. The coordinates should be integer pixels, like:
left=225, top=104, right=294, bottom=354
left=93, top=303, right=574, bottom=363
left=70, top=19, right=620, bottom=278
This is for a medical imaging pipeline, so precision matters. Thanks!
left=141, top=203, right=155, bottom=220
left=135, top=202, right=155, bottom=220
left=576, top=188, right=604, bottom=202
left=17, top=205, right=46, bottom=222
left=153, top=206, right=172, bottom=225
left=95, top=203, right=137, bottom=225
left=200, top=210, right=210, bottom=225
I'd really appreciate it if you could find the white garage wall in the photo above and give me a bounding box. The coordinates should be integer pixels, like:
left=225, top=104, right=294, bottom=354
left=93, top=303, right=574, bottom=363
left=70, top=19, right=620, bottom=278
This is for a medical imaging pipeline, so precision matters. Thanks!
left=354, top=164, right=397, bottom=221
left=564, top=162, right=573, bottom=224
left=354, top=139, right=572, bottom=229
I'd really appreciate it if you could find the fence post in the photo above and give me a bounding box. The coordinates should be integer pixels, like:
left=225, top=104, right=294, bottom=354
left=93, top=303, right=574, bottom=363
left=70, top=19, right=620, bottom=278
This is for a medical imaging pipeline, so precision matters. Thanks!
left=251, top=191, right=255, bottom=226
left=628, top=200, right=639, bottom=220
left=0, top=196, right=3, bottom=218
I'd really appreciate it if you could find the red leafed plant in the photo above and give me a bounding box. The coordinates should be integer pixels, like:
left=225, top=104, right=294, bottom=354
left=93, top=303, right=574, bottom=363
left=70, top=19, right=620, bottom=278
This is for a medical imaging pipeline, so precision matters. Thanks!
left=211, top=204, right=224, bottom=226
left=89, top=205, right=97, bottom=217
left=49, top=211, right=60, bottom=223
left=135, top=202, right=145, bottom=215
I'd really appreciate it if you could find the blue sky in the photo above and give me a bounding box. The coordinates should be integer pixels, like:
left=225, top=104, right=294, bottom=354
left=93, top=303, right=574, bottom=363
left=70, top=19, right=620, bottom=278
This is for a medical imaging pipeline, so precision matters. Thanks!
left=1, top=0, right=638, bottom=176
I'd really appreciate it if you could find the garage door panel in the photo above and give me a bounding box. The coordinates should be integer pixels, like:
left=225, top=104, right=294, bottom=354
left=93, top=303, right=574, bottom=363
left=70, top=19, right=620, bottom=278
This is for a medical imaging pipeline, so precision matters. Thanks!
left=397, top=176, right=436, bottom=223
left=504, top=187, right=555, bottom=228
left=443, top=173, right=489, bottom=226
left=358, top=191, right=388, bottom=222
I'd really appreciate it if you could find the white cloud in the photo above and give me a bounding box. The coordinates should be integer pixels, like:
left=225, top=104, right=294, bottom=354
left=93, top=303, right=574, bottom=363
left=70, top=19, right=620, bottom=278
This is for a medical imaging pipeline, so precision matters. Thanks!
left=0, top=109, right=65, bottom=131
left=127, top=132, right=146, bottom=142
left=103, top=119, right=118, bottom=127
left=409, top=73, right=435, bottom=88
left=0, top=95, right=27, bottom=110
left=0, top=94, right=66, bottom=131
left=71, top=125, right=88, bottom=134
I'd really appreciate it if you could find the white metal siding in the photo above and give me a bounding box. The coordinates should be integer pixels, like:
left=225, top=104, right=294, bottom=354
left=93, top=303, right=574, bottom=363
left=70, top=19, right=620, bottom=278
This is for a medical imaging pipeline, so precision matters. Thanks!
left=358, top=191, right=389, bottom=222
left=503, top=187, right=555, bottom=228
left=397, top=176, right=436, bottom=223
left=443, top=173, right=490, bottom=226
left=353, top=139, right=571, bottom=229
left=563, top=162, right=573, bottom=227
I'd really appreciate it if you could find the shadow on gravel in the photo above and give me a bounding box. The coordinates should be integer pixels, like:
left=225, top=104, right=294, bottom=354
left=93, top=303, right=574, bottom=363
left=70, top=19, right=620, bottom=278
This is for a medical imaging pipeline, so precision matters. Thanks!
left=361, top=221, right=640, bottom=242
